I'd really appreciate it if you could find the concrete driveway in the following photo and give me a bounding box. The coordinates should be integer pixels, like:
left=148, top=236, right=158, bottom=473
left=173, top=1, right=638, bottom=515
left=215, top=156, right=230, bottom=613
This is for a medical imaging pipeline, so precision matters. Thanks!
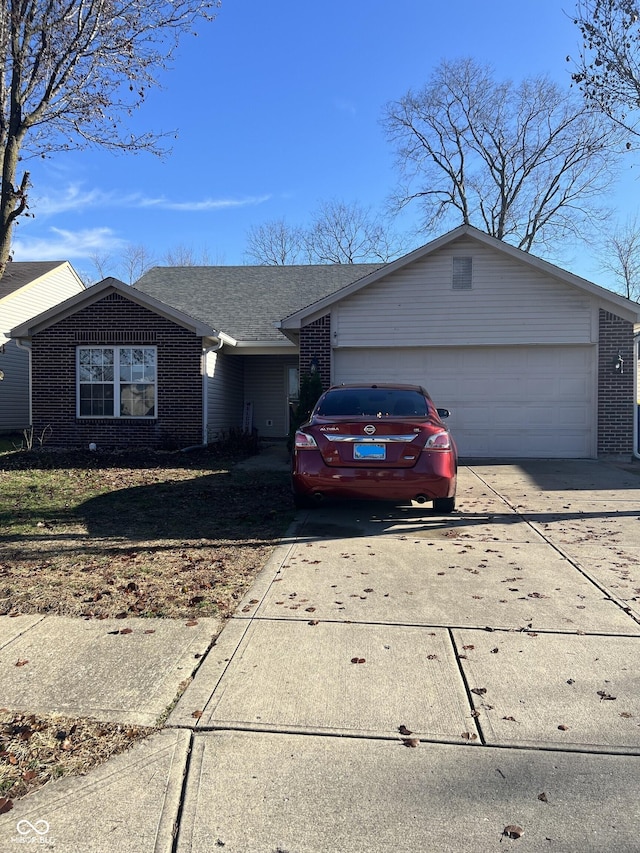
left=4, top=459, right=640, bottom=853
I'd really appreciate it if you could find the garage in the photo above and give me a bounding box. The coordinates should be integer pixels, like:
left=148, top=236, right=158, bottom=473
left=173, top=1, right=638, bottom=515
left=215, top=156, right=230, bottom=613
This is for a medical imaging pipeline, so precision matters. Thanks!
left=333, top=344, right=597, bottom=458
left=282, top=225, right=640, bottom=459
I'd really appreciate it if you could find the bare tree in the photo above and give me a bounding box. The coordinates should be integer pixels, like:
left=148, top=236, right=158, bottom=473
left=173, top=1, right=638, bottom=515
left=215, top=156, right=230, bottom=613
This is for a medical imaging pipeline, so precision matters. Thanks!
left=121, top=244, right=157, bottom=283
left=163, top=243, right=222, bottom=266
left=382, top=57, right=625, bottom=252
left=245, top=219, right=305, bottom=265
left=572, top=0, right=640, bottom=136
left=597, top=215, right=640, bottom=300
left=0, top=0, right=220, bottom=278
left=245, top=202, right=411, bottom=265
left=87, top=251, right=113, bottom=282
left=303, top=199, right=409, bottom=264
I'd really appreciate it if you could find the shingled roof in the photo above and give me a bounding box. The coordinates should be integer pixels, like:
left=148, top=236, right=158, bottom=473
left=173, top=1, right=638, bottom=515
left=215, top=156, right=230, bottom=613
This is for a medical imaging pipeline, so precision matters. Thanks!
left=0, top=261, right=64, bottom=300
left=134, top=264, right=381, bottom=342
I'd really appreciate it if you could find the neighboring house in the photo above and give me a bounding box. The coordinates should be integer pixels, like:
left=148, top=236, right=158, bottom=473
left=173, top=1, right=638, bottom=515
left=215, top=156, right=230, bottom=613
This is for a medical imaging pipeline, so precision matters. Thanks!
left=0, top=261, right=85, bottom=432
left=10, top=225, right=640, bottom=458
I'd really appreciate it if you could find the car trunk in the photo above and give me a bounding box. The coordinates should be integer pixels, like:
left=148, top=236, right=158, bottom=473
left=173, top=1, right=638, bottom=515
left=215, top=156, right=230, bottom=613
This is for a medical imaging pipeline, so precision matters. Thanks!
left=312, top=420, right=431, bottom=468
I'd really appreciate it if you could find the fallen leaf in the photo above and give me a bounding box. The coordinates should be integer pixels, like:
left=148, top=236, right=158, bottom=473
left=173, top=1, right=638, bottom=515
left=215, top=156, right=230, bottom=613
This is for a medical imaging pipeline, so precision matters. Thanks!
left=558, top=724, right=569, bottom=731
left=308, top=620, right=319, bottom=626
left=503, top=716, right=517, bottom=722
left=491, top=647, right=499, bottom=654
left=538, top=792, right=548, bottom=803
left=14, top=659, right=29, bottom=667
left=597, top=691, right=616, bottom=701
left=402, top=738, right=420, bottom=748
left=305, top=607, right=316, bottom=613
left=119, top=628, right=133, bottom=635
left=398, top=724, right=413, bottom=736
left=471, top=687, right=487, bottom=696
left=426, top=654, right=439, bottom=660
left=350, top=657, right=366, bottom=664
left=0, top=798, right=13, bottom=815
left=144, top=629, right=156, bottom=635
left=185, top=620, right=198, bottom=627
left=502, top=825, right=524, bottom=840
left=22, top=770, right=37, bottom=782
left=463, top=644, right=475, bottom=650
left=461, top=732, right=478, bottom=741
left=192, top=710, right=203, bottom=719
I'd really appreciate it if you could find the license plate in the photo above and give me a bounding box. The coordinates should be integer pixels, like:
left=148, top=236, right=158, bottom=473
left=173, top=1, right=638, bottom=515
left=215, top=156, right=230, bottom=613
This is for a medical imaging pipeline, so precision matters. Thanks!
left=354, top=443, right=386, bottom=460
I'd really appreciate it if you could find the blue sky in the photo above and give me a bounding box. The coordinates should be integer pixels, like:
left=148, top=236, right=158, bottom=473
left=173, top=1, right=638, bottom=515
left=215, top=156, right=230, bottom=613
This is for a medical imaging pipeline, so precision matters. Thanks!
left=11, top=0, right=639, bottom=287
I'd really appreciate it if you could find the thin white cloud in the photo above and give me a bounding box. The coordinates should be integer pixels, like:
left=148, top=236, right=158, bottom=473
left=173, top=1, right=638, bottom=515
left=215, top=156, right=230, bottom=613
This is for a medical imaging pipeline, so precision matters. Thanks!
left=32, top=184, right=271, bottom=215
left=138, top=195, right=271, bottom=211
left=12, top=227, right=127, bottom=261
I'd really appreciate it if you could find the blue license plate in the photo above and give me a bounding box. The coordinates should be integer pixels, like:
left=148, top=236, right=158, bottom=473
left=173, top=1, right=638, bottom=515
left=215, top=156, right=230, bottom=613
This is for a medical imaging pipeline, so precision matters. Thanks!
left=354, top=443, right=386, bottom=460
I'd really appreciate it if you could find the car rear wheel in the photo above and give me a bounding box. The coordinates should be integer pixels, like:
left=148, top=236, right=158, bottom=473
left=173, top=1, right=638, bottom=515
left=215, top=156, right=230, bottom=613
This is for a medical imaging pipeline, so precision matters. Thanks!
left=433, top=496, right=456, bottom=513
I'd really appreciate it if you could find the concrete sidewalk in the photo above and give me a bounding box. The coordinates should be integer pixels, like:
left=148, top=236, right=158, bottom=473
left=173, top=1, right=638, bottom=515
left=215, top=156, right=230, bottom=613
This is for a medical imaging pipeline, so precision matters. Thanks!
left=2, top=460, right=640, bottom=851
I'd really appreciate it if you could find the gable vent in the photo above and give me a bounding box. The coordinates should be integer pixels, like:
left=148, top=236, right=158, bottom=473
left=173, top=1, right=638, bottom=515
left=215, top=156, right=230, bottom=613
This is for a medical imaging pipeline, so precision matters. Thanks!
left=452, top=256, right=473, bottom=290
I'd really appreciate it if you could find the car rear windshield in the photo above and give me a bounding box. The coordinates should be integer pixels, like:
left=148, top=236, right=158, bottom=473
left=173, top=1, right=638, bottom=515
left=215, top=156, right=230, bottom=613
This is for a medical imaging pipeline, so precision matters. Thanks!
left=316, top=388, right=430, bottom=418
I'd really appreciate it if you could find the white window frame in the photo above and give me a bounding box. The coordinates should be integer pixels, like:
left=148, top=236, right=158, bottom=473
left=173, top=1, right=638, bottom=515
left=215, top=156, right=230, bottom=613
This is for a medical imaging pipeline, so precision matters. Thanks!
left=77, top=345, right=157, bottom=419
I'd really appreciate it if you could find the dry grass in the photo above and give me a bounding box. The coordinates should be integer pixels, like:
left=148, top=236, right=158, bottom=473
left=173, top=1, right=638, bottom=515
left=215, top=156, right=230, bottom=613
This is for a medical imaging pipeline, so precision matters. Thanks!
left=0, top=443, right=294, bottom=803
left=0, top=445, right=293, bottom=619
left=0, top=712, right=158, bottom=802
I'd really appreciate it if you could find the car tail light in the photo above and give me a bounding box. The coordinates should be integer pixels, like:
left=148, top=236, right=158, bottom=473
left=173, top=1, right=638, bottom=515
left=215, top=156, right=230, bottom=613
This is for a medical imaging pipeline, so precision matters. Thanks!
left=294, top=430, right=318, bottom=449
left=424, top=431, right=452, bottom=450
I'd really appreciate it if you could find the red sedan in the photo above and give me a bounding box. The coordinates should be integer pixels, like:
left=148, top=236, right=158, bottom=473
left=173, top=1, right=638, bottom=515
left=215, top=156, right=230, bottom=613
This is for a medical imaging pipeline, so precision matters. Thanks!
left=292, top=384, right=457, bottom=511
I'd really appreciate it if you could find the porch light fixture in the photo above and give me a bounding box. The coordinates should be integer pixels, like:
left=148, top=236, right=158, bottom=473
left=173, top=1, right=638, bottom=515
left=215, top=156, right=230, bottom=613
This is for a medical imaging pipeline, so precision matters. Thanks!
left=615, top=352, right=624, bottom=374
left=309, top=356, right=320, bottom=374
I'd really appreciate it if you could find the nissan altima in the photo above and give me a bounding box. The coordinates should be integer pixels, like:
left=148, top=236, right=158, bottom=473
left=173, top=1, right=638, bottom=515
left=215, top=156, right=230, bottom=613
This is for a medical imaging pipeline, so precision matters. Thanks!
left=292, top=384, right=457, bottom=511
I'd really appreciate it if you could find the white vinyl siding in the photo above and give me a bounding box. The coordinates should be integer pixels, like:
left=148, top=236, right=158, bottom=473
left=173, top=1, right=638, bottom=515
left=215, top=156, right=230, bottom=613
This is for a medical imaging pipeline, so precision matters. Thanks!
left=0, top=340, right=30, bottom=430
left=332, top=239, right=594, bottom=348
left=205, top=351, right=245, bottom=441
left=0, top=264, right=84, bottom=344
left=0, top=263, right=84, bottom=431
left=244, top=355, right=299, bottom=438
left=333, top=345, right=596, bottom=458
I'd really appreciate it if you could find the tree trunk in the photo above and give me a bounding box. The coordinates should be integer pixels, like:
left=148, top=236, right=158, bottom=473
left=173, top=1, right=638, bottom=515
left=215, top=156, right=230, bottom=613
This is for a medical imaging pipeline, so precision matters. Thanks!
left=0, top=135, right=29, bottom=279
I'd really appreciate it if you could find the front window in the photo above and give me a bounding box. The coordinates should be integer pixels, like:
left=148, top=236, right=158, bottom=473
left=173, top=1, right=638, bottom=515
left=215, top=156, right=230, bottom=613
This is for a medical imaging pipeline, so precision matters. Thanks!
left=78, top=346, right=156, bottom=418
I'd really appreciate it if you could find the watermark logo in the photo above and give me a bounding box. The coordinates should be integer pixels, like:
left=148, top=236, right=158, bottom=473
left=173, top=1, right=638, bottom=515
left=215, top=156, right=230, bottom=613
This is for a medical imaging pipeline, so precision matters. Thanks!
left=13, top=819, right=53, bottom=845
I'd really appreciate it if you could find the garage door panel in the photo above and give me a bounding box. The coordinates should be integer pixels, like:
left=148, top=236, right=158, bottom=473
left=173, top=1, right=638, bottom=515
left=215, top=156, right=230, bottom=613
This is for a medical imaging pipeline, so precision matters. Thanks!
left=333, top=346, right=595, bottom=458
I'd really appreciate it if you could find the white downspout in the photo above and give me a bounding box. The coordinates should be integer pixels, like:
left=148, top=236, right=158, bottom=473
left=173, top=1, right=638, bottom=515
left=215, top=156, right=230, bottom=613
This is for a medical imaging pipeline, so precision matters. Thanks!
left=634, top=334, right=640, bottom=459
left=16, top=338, right=32, bottom=427
left=202, top=338, right=224, bottom=446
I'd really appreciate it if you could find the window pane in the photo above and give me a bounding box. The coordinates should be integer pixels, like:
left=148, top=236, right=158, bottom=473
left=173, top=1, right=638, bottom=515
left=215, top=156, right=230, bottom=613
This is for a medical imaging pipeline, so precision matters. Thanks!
left=120, top=384, right=155, bottom=417
left=80, top=384, right=114, bottom=416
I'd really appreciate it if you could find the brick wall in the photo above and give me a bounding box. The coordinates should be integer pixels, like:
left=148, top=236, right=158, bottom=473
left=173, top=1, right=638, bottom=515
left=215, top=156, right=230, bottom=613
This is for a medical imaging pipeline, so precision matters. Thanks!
left=31, top=293, right=204, bottom=449
left=299, top=314, right=331, bottom=389
left=597, top=309, right=635, bottom=457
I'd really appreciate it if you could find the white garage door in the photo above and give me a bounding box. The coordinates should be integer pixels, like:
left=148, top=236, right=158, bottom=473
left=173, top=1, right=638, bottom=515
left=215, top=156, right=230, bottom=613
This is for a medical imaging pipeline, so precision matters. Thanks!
left=333, top=346, right=596, bottom=458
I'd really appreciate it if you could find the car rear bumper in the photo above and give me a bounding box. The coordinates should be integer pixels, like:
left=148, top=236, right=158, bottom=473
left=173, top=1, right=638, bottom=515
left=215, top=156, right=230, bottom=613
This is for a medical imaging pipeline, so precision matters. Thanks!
left=292, top=450, right=456, bottom=502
